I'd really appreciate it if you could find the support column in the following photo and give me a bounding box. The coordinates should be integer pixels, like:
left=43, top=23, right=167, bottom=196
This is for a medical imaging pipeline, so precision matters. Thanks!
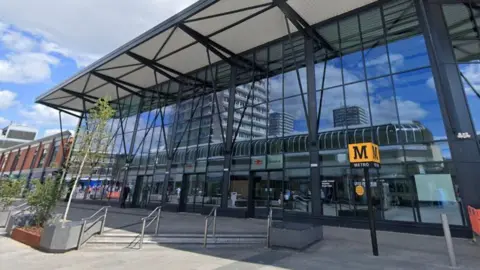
left=416, top=0, right=480, bottom=211
left=221, top=67, right=237, bottom=208
left=161, top=84, right=184, bottom=206
left=305, top=38, right=322, bottom=216
left=121, top=97, right=144, bottom=205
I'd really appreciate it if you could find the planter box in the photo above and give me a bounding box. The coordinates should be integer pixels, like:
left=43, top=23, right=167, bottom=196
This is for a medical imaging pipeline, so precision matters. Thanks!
left=6, top=213, right=35, bottom=235
left=39, top=221, right=84, bottom=253
left=11, top=227, right=42, bottom=249
left=270, top=221, right=323, bottom=250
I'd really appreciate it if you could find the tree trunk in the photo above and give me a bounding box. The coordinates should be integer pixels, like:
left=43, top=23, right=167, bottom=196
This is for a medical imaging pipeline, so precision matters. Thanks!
left=62, top=150, right=89, bottom=221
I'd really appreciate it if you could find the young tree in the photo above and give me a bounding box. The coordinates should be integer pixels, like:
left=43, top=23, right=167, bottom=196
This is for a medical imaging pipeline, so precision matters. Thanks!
left=27, top=178, right=60, bottom=227
left=63, top=97, right=115, bottom=221
left=0, top=178, right=25, bottom=211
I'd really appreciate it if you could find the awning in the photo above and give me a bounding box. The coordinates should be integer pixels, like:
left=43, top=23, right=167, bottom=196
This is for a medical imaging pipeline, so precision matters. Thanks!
left=35, top=0, right=378, bottom=113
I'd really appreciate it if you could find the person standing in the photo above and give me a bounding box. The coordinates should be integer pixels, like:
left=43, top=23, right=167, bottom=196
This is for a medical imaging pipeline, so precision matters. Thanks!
left=121, top=185, right=131, bottom=208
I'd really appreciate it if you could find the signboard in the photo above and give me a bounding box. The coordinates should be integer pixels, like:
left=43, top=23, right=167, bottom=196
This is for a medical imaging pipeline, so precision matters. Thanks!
left=348, top=143, right=381, bottom=168
left=251, top=156, right=266, bottom=170
left=267, top=155, right=283, bottom=169
left=355, top=185, right=365, bottom=196
left=251, top=155, right=283, bottom=170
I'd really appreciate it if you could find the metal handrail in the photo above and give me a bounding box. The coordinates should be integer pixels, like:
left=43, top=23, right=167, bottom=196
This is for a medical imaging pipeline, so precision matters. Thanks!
left=203, top=207, right=218, bottom=247
left=139, top=206, right=162, bottom=249
left=77, top=206, right=110, bottom=249
left=266, top=208, right=273, bottom=248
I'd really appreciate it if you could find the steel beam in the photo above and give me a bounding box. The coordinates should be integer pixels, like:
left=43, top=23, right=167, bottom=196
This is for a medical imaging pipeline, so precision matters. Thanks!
left=273, top=0, right=335, bottom=52
left=178, top=24, right=265, bottom=73
left=92, top=71, right=144, bottom=98
left=416, top=0, right=480, bottom=215
left=126, top=51, right=210, bottom=87
left=221, top=67, right=237, bottom=208
left=61, top=88, right=97, bottom=104
left=37, top=101, right=83, bottom=118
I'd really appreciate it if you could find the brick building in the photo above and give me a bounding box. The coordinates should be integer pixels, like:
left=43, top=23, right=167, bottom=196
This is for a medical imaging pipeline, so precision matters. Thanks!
left=0, top=131, right=72, bottom=184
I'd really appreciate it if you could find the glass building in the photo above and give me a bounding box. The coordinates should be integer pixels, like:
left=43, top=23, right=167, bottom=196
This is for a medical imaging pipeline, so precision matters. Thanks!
left=36, top=0, right=480, bottom=236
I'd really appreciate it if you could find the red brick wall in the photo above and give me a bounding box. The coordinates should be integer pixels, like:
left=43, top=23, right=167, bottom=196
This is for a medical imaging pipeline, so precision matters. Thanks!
left=0, top=153, right=5, bottom=171
left=3, top=152, right=16, bottom=173
left=33, top=144, right=45, bottom=168
left=15, top=148, right=28, bottom=171
left=22, top=145, right=38, bottom=171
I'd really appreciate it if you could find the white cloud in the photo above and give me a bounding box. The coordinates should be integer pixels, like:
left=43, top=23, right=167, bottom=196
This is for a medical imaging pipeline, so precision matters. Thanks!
left=0, top=0, right=197, bottom=67
left=0, top=90, right=17, bottom=110
left=0, top=91, right=17, bottom=111
left=1, top=29, right=36, bottom=52
left=0, top=52, right=60, bottom=83
left=0, top=116, right=9, bottom=126
left=20, top=104, right=79, bottom=127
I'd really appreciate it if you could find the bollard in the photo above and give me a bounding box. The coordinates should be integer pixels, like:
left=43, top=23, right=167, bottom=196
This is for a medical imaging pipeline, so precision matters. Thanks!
left=441, top=213, right=457, bottom=268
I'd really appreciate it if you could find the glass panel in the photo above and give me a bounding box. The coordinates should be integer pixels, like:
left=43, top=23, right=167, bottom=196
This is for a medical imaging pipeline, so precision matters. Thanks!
left=228, top=171, right=249, bottom=208
left=318, top=86, right=345, bottom=131
left=344, top=82, right=372, bottom=128
left=459, top=63, right=480, bottom=135
left=253, top=171, right=269, bottom=208
left=394, top=68, right=446, bottom=140
left=407, top=162, right=464, bottom=226
left=284, top=169, right=311, bottom=213
left=204, top=172, right=222, bottom=206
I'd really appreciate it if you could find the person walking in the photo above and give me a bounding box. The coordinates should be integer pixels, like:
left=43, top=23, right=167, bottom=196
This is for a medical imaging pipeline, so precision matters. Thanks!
left=121, top=185, right=131, bottom=208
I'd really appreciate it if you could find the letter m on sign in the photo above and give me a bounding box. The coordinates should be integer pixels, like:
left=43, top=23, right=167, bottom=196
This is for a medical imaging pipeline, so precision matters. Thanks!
left=353, top=145, right=368, bottom=160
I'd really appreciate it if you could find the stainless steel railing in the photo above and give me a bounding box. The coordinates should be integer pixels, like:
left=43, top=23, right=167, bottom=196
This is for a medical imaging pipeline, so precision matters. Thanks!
left=266, top=208, right=273, bottom=248
left=203, top=207, right=218, bottom=247
left=139, top=206, right=162, bottom=249
left=77, top=206, right=110, bottom=249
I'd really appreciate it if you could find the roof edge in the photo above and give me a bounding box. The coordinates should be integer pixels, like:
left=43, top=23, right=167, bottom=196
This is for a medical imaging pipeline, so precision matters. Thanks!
left=35, top=0, right=217, bottom=102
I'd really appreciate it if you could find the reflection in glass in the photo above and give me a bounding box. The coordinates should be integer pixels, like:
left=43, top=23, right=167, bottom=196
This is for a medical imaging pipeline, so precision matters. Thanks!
left=393, top=68, right=446, bottom=139
left=284, top=169, right=311, bottom=213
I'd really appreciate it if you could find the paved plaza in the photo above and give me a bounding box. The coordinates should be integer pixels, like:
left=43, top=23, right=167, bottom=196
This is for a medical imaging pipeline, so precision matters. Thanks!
left=1, top=202, right=480, bottom=269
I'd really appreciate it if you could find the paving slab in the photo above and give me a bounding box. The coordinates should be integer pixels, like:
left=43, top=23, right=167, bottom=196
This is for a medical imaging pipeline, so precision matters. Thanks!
left=1, top=201, right=479, bottom=269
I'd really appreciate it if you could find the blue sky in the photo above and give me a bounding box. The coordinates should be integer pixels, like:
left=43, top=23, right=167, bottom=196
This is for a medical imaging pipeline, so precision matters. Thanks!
left=0, top=0, right=196, bottom=138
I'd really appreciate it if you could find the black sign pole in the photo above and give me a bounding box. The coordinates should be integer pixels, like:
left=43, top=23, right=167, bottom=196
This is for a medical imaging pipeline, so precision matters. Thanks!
left=364, top=166, right=379, bottom=256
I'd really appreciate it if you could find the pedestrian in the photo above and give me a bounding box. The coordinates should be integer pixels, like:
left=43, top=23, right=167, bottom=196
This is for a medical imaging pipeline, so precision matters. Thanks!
left=121, top=185, right=131, bottom=208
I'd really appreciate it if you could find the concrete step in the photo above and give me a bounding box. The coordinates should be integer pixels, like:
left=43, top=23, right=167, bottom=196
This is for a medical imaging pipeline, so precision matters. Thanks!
left=85, top=233, right=267, bottom=248
left=0, top=228, right=7, bottom=237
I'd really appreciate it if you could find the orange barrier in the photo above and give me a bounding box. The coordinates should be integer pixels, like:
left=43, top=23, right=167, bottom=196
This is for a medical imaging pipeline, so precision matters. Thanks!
left=468, top=206, right=480, bottom=235
left=106, top=191, right=120, bottom=199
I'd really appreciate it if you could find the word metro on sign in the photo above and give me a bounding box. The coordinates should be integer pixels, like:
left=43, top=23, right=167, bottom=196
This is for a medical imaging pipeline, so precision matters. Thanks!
left=348, top=143, right=381, bottom=168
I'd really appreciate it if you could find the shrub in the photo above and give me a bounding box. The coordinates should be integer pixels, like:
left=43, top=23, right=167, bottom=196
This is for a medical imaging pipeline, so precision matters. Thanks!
left=0, top=178, right=25, bottom=211
left=27, top=178, right=61, bottom=227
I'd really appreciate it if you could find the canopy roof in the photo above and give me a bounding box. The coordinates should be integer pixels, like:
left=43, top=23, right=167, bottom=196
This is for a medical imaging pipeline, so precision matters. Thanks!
left=36, top=0, right=378, bottom=113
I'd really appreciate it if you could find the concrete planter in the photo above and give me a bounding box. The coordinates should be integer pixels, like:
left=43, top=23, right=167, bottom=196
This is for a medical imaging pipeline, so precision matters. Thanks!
left=39, top=221, right=84, bottom=253
left=11, top=227, right=42, bottom=249
left=0, top=211, right=11, bottom=227
left=270, top=221, right=323, bottom=250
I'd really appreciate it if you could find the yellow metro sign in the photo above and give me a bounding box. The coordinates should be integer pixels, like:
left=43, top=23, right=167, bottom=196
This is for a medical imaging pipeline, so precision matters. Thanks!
left=348, top=143, right=381, bottom=168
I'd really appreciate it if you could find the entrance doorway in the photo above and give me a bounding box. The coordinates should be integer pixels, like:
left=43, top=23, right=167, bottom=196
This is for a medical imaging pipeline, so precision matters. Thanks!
left=132, top=175, right=153, bottom=208
left=179, top=174, right=206, bottom=212
left=248, top=171, right=284, bottom=218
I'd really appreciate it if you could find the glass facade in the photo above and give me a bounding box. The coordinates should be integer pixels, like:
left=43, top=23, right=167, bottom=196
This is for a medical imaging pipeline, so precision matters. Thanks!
left=67, top=0, right=480, bottom=230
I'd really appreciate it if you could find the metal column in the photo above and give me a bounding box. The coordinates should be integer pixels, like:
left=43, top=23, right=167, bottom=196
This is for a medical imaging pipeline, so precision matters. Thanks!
left=305, top=38, right=322, bottom=216
left=416, top=0, right=480, bottom=211
left=221, top=67, right=237, bottom=208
